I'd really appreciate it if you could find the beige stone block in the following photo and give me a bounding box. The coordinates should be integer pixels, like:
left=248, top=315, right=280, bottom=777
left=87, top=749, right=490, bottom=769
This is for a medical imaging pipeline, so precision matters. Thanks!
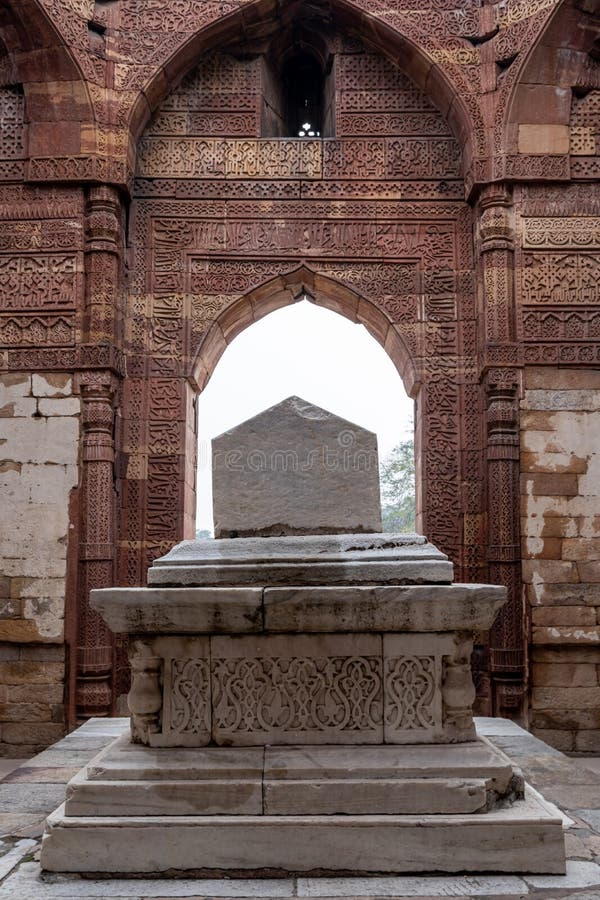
left=10, top=576, right=65, bottom=600
left=0, top=662, right=64, bottom=685
left=518, top=124, right=569, bottom=153
left=532, top=662, right=597, bottom=686
left=532, top=645, right=600, bottom=664
left=575, top=730, right=600, bottom=752
left=523, top=536, right=563, bottom=560
left=520, top=451, right=588, bottom=475
left=0, top=502, right=71, bottom=562
left=527, top=582, right=600, bottom=607
left=0, top=598, right=19, bottom=618
left=22, top=597, right=64, bottom=640
left=0, top=557, right=67, bottom=579
left=0, top=373, right=30, bottom=393
left=533, top=626, right=600, bottom=645
left=531, top=708, right=600, bottom=730
left=31, top=374, right=72, bottom=397
left=530, top=728, right=574, bottom=753
left=0, top=417, right=79, bottom=465
left=0, top=618, right=62, bottom=643
left=1, top=722, right=65, bottom=745
left=522, top=559, right=578, bottom=583
left=24, top=462, right=78, bottom=506
left=37, top=398, right=80, bottom=417
left=519, top=410, right=557, bottom=430
left=531, top=686, right=600, bottom=709
left=522, top=472, right=579, bottom=496
left=8, top=683, right=64, bottom=704
left=563, top=538, right=600, bottom=561
left=0, top=701, right=53, bottom=722
left=523, top=516, right=580, bottom=540
left=578, top=561, right=600, bottom=582
left=531, top=607, right=596, bottom=627
left=525, top=368, right=600, bottom=391
left=523, top=389, right=600, bottom=412
left=0, top=397, right=37, bottom=417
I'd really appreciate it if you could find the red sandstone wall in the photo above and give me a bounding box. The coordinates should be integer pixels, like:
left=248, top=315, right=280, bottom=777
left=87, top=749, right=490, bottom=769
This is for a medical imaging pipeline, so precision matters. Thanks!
left=0, top=0, right=599, bottom=750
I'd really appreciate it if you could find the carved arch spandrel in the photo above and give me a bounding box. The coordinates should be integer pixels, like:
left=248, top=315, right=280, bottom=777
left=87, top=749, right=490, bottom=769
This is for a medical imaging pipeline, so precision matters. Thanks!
left=191, top=266, right=419, bottom=399
left=125, top=0, right=479, bottom=171
left=0, top=0, right=95, bottom=177
left=495, top=0, right=600, bottom=177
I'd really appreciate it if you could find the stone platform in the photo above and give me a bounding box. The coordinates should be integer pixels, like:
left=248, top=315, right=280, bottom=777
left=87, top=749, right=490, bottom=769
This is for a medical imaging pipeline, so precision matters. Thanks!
left=40, top=729, right=564, bottom=875
left=5, top=717, right=600, bottom=898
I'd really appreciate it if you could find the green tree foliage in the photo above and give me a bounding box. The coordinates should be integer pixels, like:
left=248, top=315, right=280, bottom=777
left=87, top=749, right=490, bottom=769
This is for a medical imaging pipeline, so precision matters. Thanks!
left=195, top=528, right=212, bottom=540
left=379, top=440, right=416, bottom=533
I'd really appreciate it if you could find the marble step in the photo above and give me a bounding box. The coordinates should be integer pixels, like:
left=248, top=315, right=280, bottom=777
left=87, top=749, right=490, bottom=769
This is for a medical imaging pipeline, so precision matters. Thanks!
left=41, top=788, right=566, bottom=875
left=64, top=735, right=521, bottom=817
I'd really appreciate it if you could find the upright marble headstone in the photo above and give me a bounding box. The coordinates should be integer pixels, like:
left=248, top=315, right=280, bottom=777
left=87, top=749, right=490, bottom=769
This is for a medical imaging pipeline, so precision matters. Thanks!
left=212, top=396, right=382, bottom=537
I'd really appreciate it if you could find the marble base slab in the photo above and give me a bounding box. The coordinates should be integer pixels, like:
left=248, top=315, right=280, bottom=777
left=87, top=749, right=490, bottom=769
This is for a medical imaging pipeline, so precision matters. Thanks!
left=146, top=534, right=453, bottom=587
left=40, top=789, right=565, bottom=875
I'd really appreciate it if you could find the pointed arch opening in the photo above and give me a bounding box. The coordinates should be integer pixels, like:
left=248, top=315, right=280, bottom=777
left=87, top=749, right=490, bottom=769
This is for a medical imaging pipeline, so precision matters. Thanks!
left=191, top=272, right=417, bottom=539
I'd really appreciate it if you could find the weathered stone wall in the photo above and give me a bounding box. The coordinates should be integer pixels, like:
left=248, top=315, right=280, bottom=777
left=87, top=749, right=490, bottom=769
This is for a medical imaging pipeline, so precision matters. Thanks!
left=0, top=372, right=79, bottom=755
left=521, top=367, right=600, bottom=752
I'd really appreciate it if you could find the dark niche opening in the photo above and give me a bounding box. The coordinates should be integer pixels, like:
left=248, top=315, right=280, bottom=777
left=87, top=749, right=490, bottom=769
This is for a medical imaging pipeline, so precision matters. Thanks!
left=282, top=51, right=323, bottom=137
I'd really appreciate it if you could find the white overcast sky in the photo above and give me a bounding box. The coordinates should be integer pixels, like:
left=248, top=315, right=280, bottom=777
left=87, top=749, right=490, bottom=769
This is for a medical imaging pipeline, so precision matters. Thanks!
left=196, top=299, right=414, bottom=532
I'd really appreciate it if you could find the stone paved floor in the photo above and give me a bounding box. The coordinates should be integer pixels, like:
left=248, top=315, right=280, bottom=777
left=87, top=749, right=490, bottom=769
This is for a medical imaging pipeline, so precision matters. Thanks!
left=2, top=718, right=600, bottom=898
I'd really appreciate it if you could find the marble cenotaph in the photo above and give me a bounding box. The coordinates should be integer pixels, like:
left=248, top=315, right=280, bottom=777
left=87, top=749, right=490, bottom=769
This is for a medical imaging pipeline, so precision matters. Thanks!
left=40, top=398, right=566, bottom=874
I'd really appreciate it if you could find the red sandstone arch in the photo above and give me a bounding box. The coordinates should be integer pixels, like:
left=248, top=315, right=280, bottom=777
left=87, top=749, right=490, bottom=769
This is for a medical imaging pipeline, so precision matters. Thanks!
left=192, top=266, right=418, bottom=398
left=503, top=0, right=600, bottom=153
left=128, top=0, right=476, bottom=168
left=0, top=0, right=93, bottom=133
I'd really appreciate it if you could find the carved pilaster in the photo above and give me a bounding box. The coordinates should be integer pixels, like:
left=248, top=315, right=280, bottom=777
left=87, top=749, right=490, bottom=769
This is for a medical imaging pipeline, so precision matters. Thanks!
left=478, top=183, right=515, bottom=349
left=84, top=185, right=123, bottom=346
left=477, top=184, right=525, bottom=717
left=75, top=370, right=118, bottom=718
left=485, top=366, right=525, bottom=716
left=442, top=633, right=476, bottom=738
left=128, top=641, right=163, bottom=744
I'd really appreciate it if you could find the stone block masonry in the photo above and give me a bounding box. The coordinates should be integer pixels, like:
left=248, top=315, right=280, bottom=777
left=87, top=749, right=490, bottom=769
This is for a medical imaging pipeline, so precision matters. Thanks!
left=521, top=367, right=600, bottom=753
left=0, top=373, right=80, bottom=755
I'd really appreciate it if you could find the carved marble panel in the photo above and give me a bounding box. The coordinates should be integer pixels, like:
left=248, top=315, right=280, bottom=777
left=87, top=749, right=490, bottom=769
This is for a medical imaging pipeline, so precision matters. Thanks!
left=211, top=635, right=383, bottom=745
left=383, top=634, right=453, bottom=743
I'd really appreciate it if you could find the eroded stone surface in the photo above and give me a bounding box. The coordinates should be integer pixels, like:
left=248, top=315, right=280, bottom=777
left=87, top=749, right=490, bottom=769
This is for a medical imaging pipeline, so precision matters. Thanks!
left=211, top=397, right=382, bottom=537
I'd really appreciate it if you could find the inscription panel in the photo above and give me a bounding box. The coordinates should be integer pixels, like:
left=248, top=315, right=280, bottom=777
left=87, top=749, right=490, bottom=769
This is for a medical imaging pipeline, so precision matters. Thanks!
left=149, top=216, right=457, bottom=262
left=0, top=255, right=80, bottom=310
left=521, top=253, right=600, bottom=304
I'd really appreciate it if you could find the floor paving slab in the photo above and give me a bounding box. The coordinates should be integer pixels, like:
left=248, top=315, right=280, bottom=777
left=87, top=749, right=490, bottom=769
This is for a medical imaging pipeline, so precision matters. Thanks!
left=524, top=858, right=600, bottom=889
left=0, top=863, right=295, bottom=898
left=296, top=875, right=530, bottom=895
left=0, top=783, right=66, bottom=814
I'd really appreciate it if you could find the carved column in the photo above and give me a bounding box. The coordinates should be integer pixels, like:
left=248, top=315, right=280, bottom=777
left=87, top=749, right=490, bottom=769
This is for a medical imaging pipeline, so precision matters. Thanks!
left=478, top=184, right=525, bottom=716
left=75, top=372, right=118, bottom=718
left=71, top=186, right=124, bottom=720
